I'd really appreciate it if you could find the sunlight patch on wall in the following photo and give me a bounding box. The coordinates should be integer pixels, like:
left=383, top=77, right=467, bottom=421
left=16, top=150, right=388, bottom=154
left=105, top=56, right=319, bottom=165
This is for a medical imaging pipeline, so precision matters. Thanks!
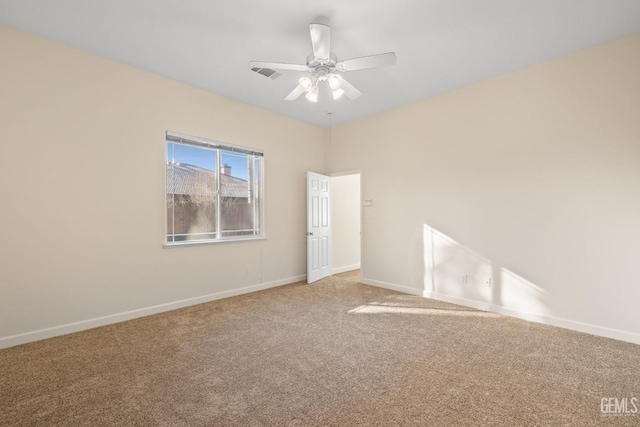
left=500, top=268, right=549, bottom=316
left=424, top=224, right=492, bottom=303
left=423, top=223, right=549, bottom=317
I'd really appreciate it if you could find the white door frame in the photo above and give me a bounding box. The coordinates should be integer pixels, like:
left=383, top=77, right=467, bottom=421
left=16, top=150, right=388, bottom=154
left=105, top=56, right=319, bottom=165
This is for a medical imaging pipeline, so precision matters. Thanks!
left=330, top=170, right=363, bottom=279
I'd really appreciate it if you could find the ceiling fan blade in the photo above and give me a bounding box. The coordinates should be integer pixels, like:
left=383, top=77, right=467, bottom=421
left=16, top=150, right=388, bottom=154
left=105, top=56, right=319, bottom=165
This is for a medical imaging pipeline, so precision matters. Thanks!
left=340, top=77, right=362, bottom=100
left=248, top=61, right=308, bottom=72
left=284, top=85, right=304, bottom=101
left=337, top=52, right=396, bottom=72
left=309, top=22, right=331, bottom=61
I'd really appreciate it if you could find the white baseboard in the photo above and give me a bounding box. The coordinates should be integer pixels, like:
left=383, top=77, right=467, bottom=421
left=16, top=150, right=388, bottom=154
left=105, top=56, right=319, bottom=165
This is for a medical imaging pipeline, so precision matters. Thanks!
left=0, top=275, right=306, bottom=349
left=332, top=264, right=361, bottom=275
left=6, top=275, right=638, bottom=348
left=363, top=279, right=640, bottom=346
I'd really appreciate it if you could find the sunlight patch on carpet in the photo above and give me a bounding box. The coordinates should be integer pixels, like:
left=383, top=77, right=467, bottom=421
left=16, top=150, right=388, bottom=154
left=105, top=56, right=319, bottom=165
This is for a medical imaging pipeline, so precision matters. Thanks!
left=348, top=304, right=500, bottom=317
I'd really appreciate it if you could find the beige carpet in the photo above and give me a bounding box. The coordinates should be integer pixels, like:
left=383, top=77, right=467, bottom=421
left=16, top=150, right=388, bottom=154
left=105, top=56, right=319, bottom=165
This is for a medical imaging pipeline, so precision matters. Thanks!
left=1, top=276, right=639, bottom=426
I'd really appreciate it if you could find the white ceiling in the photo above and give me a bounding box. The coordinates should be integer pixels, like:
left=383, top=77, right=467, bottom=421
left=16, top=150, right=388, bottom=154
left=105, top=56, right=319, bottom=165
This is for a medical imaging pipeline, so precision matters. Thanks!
left=1, top=1, right=640, bottom=128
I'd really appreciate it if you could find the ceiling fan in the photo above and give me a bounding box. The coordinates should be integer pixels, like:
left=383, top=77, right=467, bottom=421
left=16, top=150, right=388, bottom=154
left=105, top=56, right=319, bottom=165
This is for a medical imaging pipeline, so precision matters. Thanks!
left=248, top=17, right=396, bottom=102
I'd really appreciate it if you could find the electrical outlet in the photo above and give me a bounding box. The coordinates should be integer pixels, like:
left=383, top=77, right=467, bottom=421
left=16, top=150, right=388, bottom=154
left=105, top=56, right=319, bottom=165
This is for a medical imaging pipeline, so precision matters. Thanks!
left=244, top=265, right=251, bottom=275
left=460, top=274, right=467, bottom=284
left=483, top=277, right=492, bottom=288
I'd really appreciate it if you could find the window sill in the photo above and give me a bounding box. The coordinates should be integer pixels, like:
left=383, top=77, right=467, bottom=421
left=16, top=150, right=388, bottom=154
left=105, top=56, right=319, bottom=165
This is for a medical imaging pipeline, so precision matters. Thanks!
left=163, top=236, right=267, bottom=248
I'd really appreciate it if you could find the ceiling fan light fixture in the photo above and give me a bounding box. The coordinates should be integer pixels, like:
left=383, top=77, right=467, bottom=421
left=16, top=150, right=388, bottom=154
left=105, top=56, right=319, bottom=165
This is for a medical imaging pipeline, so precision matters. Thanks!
left=299, top=76, right=314, bottom=92
left=305, top=86, right=319, bottom=102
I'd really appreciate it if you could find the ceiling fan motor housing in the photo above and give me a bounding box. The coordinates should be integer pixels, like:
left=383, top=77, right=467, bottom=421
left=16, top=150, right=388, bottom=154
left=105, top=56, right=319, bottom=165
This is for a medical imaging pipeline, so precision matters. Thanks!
left=307, top=52, right=338, bottom=81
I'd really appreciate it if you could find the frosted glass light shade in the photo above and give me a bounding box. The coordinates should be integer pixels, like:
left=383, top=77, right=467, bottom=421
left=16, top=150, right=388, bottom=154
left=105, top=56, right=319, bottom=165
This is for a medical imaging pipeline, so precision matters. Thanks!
left=305, top=86, right=319, bottom=102
left=331, top=87, right=345, bottom=100
left=328, top=74, right=343, bottom=90
left=299, top=76, right=314, bottom=91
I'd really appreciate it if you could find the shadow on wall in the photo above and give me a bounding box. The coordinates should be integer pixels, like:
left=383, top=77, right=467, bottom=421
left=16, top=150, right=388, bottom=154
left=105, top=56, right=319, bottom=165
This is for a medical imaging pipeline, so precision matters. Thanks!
left=422, top=224, right=550, bottom=318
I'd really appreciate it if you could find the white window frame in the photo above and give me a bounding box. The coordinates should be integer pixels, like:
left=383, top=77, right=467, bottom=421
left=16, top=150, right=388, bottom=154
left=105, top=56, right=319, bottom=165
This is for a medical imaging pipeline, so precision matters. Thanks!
left=164, top=131, right=265, bottom=247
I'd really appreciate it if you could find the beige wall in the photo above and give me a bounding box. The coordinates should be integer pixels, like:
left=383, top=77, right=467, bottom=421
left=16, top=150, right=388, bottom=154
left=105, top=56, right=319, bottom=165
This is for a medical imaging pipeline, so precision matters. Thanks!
left=0, top=25, right=325, bottom=346
left=327, top=33, right=640, bottom=343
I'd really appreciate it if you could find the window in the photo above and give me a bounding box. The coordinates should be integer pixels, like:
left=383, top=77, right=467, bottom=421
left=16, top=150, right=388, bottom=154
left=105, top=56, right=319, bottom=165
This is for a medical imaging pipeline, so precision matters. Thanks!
left=165, top=132, right=264, bottom=244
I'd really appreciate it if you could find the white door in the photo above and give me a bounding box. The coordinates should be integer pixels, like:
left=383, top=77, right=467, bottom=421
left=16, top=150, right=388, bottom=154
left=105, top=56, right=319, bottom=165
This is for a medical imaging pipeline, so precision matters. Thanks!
left=307, top=171, right=332, bottom=283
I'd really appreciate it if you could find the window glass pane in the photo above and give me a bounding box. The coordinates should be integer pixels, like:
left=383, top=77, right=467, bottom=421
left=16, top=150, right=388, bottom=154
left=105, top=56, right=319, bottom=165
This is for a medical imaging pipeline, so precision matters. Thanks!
left=253, top=156, right=261, bottom=234
left=167, top=159, right=175, bottom=241
left=166, top=142, right=217, bottom=242
left=220, top=151, right=256, bottom=236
